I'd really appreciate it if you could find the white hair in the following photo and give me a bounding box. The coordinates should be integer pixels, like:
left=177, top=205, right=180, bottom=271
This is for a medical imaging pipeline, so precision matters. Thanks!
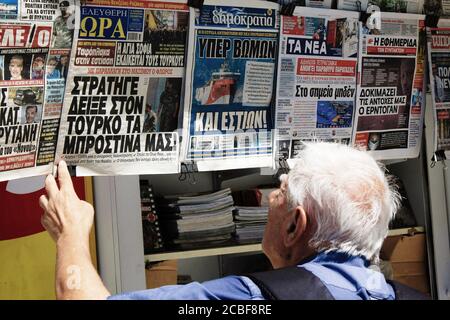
left=284, top=142, right=401, bottom=263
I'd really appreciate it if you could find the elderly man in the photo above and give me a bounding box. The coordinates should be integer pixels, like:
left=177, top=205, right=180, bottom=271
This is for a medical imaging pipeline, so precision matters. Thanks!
left=39, top=142, right=427, bottom=300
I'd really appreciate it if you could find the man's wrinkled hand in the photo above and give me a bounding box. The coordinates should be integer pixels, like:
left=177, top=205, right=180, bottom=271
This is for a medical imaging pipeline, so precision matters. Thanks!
left=39, top=160, right=94, bottom=243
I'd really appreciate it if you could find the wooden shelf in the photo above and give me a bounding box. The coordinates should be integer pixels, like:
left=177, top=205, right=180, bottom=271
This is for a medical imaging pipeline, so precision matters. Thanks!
left=387, top=226, right=424, bottom=236
left=145, top=243, right=262, bottom=262
left=144, top=227, right=424, bottom=262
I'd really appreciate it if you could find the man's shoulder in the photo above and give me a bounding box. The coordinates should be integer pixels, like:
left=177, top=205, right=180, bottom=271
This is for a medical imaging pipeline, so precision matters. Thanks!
left=107, top=276, right=264, bottom=300
left=201, top=275, right=265, bottom=300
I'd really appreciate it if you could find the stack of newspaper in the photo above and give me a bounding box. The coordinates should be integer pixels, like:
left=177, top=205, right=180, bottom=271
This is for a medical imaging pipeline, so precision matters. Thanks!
left=233, top=206, right=269, bottom=242
left=158, top=189, right=236, bottom=248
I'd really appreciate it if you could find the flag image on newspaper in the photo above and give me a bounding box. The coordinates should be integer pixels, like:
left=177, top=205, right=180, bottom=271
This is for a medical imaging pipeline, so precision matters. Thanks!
left=181, top=0, right=279, bottom=171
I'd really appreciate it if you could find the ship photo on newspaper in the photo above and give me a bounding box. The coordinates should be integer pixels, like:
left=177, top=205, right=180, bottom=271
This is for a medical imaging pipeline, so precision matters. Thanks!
left=195, top=62, right=240, bottom=106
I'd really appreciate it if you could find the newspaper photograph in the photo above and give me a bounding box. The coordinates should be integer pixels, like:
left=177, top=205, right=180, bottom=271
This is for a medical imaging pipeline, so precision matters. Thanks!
left=352, top=12, right=426, bottom=160
left=337, top=0, right=425, bottom=13
left=275, top=7, right=359, bottom=164
left=427, top=27, right=450, bottom=158
left=181, top=0, right=279, bottom=171
left=56, top=0, right=188, bottom=175
left=0, top=20, right=59, bottom=182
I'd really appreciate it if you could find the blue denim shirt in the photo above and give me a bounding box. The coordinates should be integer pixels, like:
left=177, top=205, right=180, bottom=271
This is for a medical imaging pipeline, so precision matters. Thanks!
left=108, top=251, right=395, bottom=300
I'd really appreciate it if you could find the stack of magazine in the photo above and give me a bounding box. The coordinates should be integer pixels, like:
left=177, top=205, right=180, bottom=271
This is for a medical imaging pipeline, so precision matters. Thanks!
left=233, top=206, right=269, bottom=242
left=158, top=188, right=236, bottom=249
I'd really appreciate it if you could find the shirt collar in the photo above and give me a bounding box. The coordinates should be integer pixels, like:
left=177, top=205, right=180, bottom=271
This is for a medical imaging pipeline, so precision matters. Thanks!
left=299, top=250, right=370, bottom=268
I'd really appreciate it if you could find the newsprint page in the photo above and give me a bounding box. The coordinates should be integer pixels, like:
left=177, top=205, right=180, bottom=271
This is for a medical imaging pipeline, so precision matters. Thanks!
left=427, top=26, right=450, bottom=158
left=352, top=12, right=426, bottom=160
left=181, top=0, right=279, bottom=171
left=56, top=0, right=186, bottom=175
left=274, top=6, right=359, bottom=165
left=0, top=0, right=74, bottom=181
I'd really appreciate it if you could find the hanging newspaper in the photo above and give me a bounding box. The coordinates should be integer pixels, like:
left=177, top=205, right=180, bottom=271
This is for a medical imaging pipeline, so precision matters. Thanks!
left=275, top=7, right=359, bottom=164
left=337, top=0, right=425, bottom=13
left=0, top=1, right=75, bottom=182
left=56, top=0, right=188, bottom=176
left=181, top=0, right=279, bottom=171
left=427, top=27, right=450, bottom=158
left=352, top=13, right=426, bottom=160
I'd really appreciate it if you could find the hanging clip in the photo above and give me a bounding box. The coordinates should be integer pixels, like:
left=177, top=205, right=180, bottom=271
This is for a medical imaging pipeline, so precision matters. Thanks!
left=179, top=162, right=197, bottom=185
left=359, top=12, right=371, bottom=25
left=360, top=3, right=382, bottom=34
left=187, top=0, right=204, bottom=9
left=282, top=157, right=290, bottom=175
left=278, top=157, right=290, bottom=175
left=425, top=14, right=440, bottom=28
left=273, top=157, right=286, bottom=180
left=280, top=1, right=304, bottom=16
left=431, top=150, right=446, bottom=168
left=358, top=0, right=371, bottom=24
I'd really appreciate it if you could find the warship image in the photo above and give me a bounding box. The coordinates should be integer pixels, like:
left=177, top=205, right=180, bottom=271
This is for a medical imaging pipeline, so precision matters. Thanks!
left=195, top=62, right=240, bottom=105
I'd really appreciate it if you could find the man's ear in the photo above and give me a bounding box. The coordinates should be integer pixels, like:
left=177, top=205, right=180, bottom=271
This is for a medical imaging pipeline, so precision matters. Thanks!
left=283, top=206, right=307, bottom=248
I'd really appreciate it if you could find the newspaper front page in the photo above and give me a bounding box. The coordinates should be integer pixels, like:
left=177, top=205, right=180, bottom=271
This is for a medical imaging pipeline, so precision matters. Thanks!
left=275, top=7, right=359, bottom=165
left=427, top=27, right=450, bottom=158
left=0, top=0, right=75, bottom=182
left=181, top=0, right=279, bottom=171
left=352, top=12, right=426, bottom=160
left=56, top=0, right=188, bottom=176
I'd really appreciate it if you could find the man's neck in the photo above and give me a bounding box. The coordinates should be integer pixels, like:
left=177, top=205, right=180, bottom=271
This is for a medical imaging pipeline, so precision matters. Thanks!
left=273, top=248, right=317, bottom=269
